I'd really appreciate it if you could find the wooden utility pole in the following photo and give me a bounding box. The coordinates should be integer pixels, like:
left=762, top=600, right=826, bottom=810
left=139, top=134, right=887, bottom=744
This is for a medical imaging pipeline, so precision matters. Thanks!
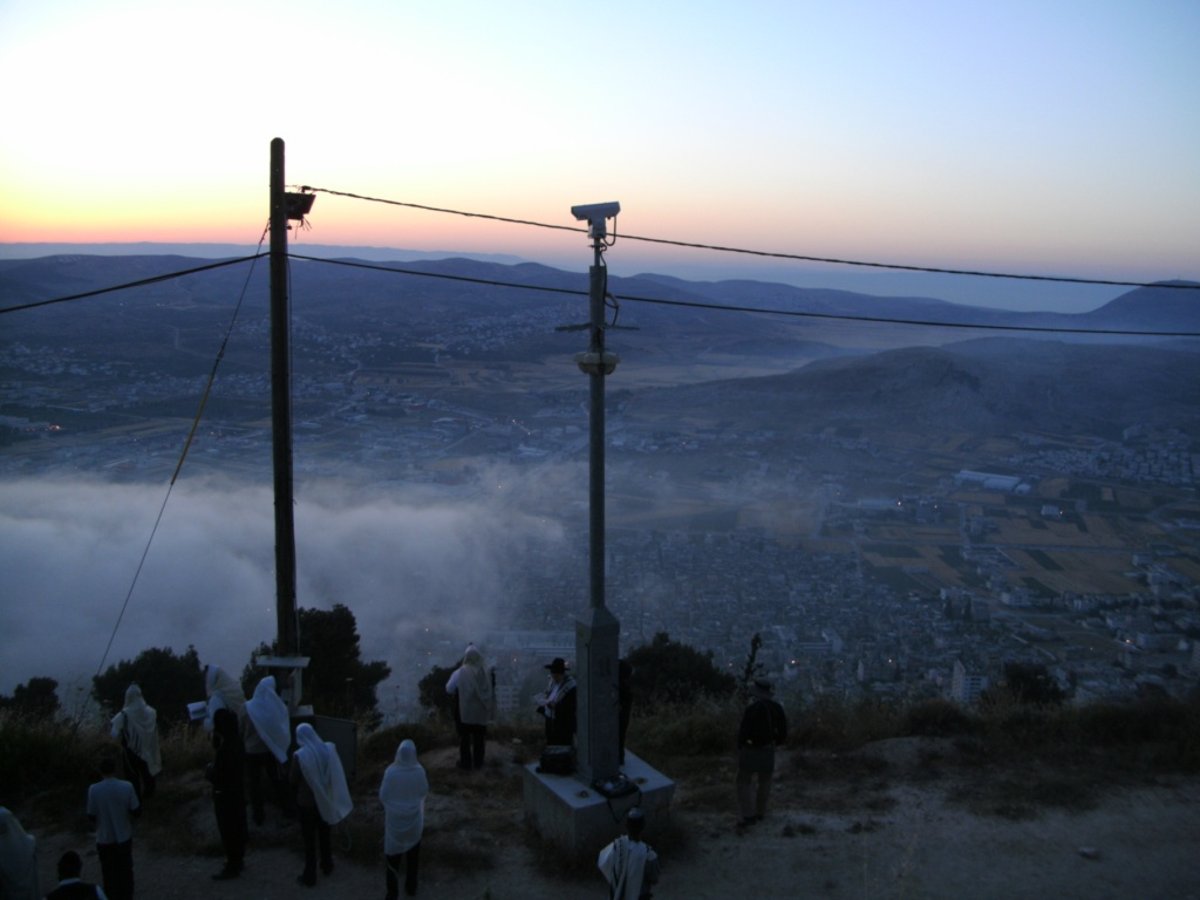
left=269, top=137, right=299, bottom=658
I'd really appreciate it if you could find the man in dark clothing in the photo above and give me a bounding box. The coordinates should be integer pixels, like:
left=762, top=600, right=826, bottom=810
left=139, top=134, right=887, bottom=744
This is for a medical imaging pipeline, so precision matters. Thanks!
left=735, top=677, right=787, bottom=828
left=207, top=707, right=247, bottom=880
left=46, top=850, right=106, bottom=899
left=86, top=756, right=139, bottom=900
left=536, top=657, right=577, bottom=746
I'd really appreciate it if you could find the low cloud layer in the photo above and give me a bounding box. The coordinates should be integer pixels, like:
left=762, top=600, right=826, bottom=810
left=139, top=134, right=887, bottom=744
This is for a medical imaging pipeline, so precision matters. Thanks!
left=0, top=471, right=569, bottom=701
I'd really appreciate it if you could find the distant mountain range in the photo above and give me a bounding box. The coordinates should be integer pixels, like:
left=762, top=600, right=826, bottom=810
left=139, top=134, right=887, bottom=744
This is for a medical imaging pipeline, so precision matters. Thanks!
left=2, top=248, right=1197, bottom=336
left=630, top=337, right=1200, bottom=438
left=2, top=251, right=1198, bottom=441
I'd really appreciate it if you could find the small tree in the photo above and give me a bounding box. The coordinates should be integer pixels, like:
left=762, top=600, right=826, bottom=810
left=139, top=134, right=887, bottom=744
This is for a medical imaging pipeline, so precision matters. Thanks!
left=626, top=632, right=736, bottom=708
left=0, top=676, right=60, bottom=719
left=246, top=604, right=390, bottom=728
left=999, top=662, right=1065, bottom=706
left=740, top=633, right=766, bottom=695
left=417, top=663, right=460, bottom=722
left=92, top=646, right=205, bottom=731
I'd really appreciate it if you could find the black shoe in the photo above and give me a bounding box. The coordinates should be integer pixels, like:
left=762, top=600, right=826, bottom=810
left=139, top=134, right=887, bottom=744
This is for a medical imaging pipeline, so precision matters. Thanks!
left=212, top=868, right=239, bottom=881
left=297, top=873, right=316, bottom=887
left=321, top=862, right=334, bottom=876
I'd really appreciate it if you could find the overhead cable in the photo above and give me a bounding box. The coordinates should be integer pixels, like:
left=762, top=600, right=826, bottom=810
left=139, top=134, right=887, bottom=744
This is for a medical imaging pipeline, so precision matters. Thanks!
left=94, top=230, right=269, bottom=679
left=0, top=255, right=267, bottom=315
left=294, top=185, right=1199, bottom=292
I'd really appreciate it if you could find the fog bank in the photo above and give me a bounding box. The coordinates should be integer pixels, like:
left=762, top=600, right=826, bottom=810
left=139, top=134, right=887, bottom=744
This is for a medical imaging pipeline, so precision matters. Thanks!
left=0, top=472, right=568, bottom=697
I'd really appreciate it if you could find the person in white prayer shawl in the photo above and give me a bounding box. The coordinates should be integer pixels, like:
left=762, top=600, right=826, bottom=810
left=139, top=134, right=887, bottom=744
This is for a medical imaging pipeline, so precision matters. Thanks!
left=110, top=683, right=161, bottom=802
left=598, top=806, right=659, bottom=900
left=203, top=665, right=246, bottom=733
left=0, top=806, right=40, bottom=900
left=379, top=739, right=428, bottom=899
left=290, top=723, right=353, bottom=886
left=244, top=676, right=291, bottom=824
left=446, top=644, right=495, bottom=769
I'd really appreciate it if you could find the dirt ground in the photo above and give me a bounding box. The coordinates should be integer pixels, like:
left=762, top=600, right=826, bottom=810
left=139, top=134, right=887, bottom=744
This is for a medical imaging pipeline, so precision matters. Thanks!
left=28, top=737, right=1200, bottom=899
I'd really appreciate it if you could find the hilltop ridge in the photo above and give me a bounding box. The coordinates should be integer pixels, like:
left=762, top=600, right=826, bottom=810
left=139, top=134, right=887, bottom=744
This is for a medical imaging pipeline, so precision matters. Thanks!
left=18, top=732, right=1200, bottom=899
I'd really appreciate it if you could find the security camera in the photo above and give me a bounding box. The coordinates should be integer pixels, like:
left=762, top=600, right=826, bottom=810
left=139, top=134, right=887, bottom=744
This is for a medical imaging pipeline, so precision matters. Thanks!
left=571, top=201, right=621, bottom=222
left=570, top=201, right=621, bottom=239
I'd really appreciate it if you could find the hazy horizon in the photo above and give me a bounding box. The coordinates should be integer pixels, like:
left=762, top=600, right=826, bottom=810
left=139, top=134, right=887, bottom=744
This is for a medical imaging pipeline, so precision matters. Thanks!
left=1, top=3, right=1195, bottom=310
left=0, top=240, right=1146, bottom=315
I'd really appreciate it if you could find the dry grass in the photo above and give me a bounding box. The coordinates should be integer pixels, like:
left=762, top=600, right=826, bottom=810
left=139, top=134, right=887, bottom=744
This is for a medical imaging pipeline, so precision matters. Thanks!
left=4, top=690, right=1198, bottom=871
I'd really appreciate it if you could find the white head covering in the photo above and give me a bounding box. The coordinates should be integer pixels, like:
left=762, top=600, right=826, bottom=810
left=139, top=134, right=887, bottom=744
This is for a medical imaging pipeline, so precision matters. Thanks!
left=204, top=665, right=246, bottom=732
left=295, top=723, right=353, bottom=825
left=598, top=833, right=653, bottom=900
left=379, top=739, right=428, bottom=855
left=110, top=683, right=162, bottom=776
left=454, top=645, right=494, bottom=726
left=245, top=676, right=291, bottom=764
left=0, top=807, right=40, bottom=900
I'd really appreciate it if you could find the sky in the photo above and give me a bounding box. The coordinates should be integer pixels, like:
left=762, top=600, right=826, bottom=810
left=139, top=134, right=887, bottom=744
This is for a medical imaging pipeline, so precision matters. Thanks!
left=1, top=1, right=1198, bottom=310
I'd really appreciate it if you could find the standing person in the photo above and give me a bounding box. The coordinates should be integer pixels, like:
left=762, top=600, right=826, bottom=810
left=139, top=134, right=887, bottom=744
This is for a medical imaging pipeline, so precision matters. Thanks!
left=0, top=807, right=40, bottom=900
left=597, top=807, right=659, bottom=900
left=86, top=757, right=139, bottom=900
left=110, top=684, right=161, bottom=804
left=46, top=850, right=107, bottom=899
left=244, top=675, right=291, bottom=825
left=536, top=657, right=577, bottom=746
left=735, top=677, right=788, bottom=829
left=207, top=707, right=246, bottom=880
left=446, top=644, right=494, bottom=769
left=290, top=723, right=352, bottom=887
left=379, top=739, right=428, bottom=899
left=203, top=665, right=246, bottom=733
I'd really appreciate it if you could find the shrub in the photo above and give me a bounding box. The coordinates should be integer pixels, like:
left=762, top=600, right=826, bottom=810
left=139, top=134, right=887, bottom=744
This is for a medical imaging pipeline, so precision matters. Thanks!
left=902, top=698, right=977, bottom=737
left=0, top=713, right=108, bottom=818
left=626, top=632, right=736, bottom=708
left=629, top=697, right=737, bottom=767
left=93, top=645, right=205, bottom=732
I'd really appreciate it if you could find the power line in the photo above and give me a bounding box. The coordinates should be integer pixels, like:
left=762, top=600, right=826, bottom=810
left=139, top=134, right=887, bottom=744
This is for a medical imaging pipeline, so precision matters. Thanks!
left=290, top=253, right=1200, bottom=338
left=289, top=253, right=584, bottom=297
left=1, top=246, right=1193, bottom=337
left=295, top=186, right=584, bottom=236
left=0, top=255, right=267, bottom=315
left=95, top=231, right=270, bottom=678
left=294, top=185, right=1200, bottom=292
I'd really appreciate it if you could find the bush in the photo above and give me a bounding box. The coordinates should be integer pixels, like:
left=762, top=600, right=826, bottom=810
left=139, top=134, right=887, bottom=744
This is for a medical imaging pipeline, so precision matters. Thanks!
left=792, top=695, right=903, bottom=750
left=0, top=676, right=60, bottom=719
left=0, top=713, right=108, bottom=818
left=631, top=698, right=738, bottom=761
left=93, top=645, right=205, bottom=732
left=902, top=698, right=977, bottom=737
left=626, top=633, right=736, bottom=708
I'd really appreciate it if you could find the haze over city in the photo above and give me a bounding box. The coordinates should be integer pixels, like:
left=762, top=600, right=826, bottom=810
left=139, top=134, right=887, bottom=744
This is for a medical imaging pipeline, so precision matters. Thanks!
left=1, top=1, right=1198, bottom=310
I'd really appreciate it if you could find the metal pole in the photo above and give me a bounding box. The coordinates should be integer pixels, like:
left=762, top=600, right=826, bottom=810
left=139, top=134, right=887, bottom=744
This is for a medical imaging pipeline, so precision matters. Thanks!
left=574, top=222, right=621, bottom=786
left=588, top=245, right=606, bottom=611
left=269, top=137, right=299, bottom=657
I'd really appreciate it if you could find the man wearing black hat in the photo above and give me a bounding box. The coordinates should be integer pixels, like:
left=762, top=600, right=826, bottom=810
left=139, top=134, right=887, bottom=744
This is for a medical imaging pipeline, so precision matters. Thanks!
left=735, top=677, right=787, bottom=829
left=536, top=658, right=577, bottom=746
